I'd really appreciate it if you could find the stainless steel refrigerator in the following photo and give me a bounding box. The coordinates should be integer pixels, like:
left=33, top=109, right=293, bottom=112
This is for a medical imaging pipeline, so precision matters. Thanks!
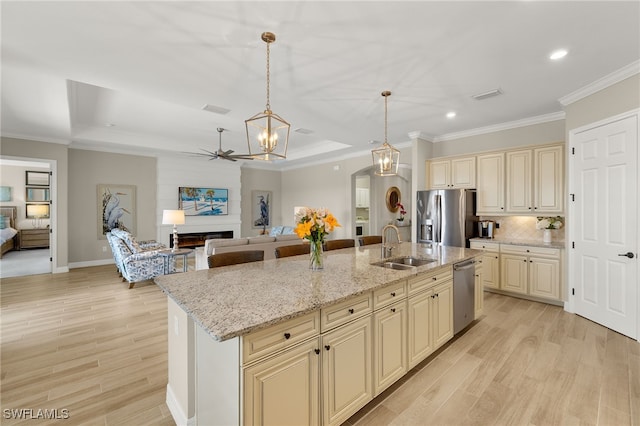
left=416, top=189, right=478, bottom=247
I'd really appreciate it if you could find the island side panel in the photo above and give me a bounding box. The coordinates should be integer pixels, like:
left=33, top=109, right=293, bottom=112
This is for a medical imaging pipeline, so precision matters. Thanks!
left=196, top=326, right=241, bottom=425
left=167, top=297, right=196, bottom=425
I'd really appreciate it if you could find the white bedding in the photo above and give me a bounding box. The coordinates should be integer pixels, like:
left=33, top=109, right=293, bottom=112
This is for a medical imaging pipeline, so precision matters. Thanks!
left=0, top=227, right=18, bottom=244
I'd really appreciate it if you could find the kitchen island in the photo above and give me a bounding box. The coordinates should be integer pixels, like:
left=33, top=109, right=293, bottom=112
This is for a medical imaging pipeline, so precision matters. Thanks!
left=154, top=242, right=481, bottom=426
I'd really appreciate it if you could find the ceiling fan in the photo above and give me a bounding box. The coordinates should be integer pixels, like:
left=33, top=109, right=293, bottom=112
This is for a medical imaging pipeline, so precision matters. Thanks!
left=186, top=128, right=253, bottom=162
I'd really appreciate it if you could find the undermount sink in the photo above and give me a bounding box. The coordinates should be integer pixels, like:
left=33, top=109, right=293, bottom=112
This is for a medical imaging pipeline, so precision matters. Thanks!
left=371, top=256, right=437, bottom=270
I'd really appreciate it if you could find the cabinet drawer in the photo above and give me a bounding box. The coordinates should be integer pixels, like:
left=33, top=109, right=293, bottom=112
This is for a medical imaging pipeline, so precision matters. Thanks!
left=407, top=267, right=452, bottom=295
left=500, top=244, right=560, bottom=257
left=373, top=281, right=406, bottom=310
left=470, top=241, right=500, bottom=252
left=321, top=293, right=372, bottom=332
left=243, top=311, right=320, bottom=365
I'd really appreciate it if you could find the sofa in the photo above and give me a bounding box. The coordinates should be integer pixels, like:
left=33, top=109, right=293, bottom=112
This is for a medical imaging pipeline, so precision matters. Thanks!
left=107, top=228, right=173, bottom=288
left=195, top=234, right=303, bottom=270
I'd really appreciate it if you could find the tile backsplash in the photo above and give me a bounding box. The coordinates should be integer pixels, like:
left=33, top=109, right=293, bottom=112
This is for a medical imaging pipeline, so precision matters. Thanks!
left=479, top=215, right=566, bottom=242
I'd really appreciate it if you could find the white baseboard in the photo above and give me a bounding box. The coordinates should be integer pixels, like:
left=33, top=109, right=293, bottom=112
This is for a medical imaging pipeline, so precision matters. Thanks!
left=166, top=384, right=195, bottom=426
left=68, top=259, right=114, bottom=269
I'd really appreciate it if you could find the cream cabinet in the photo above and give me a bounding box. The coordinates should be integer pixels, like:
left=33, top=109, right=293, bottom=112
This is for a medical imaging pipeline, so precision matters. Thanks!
left=432, top=281, right=453, bottom=348
left=506, top=145, right=564, bottom=214
left=373, top=299, right=407, bottom=396
left=243, top=338, right=320, bottom=426
left=355, top=188, right=370, bottom=208
left=500, top=245, right=561, bottom=301
left=476, top=153, right=505, bottom=214
left=470, top=241, right=500, bottom=290
left=426, top=156, right=476, bottom=189
left=474, top=257, right=484, bottom=320
left=407, top=289, right=433, bottom=368
left=321, top=315, right=372, bottom=426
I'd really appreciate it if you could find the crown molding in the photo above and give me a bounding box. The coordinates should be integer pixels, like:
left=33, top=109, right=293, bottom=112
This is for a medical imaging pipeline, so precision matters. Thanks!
left=558, top=60, right=640, bottom=106
left=407, top=131, right=433, bottom=142
left=433, top=111, right=566, bottom=142
left=0, top=132, right=71, bottom=145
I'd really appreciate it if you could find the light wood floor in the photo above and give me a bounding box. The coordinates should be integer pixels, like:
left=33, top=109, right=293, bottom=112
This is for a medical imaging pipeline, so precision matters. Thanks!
left=1, top=266, right=639, bottom=426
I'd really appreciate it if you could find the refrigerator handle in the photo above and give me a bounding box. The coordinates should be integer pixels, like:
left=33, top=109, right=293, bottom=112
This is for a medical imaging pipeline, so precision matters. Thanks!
left=435, top=194, right=442, bottom=243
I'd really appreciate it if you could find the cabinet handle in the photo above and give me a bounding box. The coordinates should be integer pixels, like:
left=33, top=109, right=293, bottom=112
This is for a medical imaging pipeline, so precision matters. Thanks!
left=500, top=207, right=504, bottom=210
left=284, top=332, right=291, bottom=340
left=432, top=277, right=437, bottom=281
left=534, top=207, right=538, bottom=210
left=391, top=292, right=396, bottom=297
left=391, top=308, right=396, bottom=313
left=314, top=349, right=320, bottom=355
left=348, top=308, right=354, bottom=314
left=431, top=295, right=436, bottom=299
left=523, top=259, right=527, bottom=262
left=324, top=345, right=331, bottom=351
left=526, top=249, right=530, bottom=252
left=495, top=256, right=498, bottom=259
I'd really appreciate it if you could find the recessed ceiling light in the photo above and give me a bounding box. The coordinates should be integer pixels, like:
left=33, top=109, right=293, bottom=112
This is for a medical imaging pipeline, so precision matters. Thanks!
left=201, top=104, right=231, bottom=115
left=549, top=49, right=568, bottom=60
left=105, top=123, right=115, bottom=127
left=446, top=112, right=456, bottom=119
left=472, top=88, right=502, bottom=100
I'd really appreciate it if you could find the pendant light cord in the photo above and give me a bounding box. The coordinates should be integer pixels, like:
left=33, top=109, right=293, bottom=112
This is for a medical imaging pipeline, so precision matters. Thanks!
left=265, top=40, right=271, bottom=111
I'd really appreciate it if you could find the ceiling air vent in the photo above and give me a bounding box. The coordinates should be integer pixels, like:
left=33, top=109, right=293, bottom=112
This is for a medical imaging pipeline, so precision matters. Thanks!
left=201, top=104, right=231, bottom=115
left=472, top=89, right=502, bottom=101
left=294, top=128, right=314, bottom=135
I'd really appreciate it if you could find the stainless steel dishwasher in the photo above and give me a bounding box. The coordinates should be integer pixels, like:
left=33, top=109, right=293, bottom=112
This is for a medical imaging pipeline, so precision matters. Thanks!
left=453, top=259, right=476, bottom=334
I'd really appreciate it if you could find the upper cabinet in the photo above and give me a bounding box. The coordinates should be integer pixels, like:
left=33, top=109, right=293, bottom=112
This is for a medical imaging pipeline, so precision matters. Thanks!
left=506, top=145, right=564, bottom=214
left=426, top=156, right=476, bottom=189
left=476, top=153, right=505, bottom=214
left=355, top=188, right=370, bottom=208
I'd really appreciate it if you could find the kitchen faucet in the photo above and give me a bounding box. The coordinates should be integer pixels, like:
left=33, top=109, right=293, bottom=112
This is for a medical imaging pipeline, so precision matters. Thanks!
left=381, top=224, right=402, bottom=258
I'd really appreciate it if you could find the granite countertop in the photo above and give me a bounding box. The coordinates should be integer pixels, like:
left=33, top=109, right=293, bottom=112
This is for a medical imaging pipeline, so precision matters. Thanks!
left=154, top=242, right=481, bottom=342
left=470, top=237, right=565, bottom=249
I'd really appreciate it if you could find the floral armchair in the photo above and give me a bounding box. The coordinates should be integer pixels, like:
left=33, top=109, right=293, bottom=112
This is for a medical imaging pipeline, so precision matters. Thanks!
left=107, top=228, right=173, bottom=288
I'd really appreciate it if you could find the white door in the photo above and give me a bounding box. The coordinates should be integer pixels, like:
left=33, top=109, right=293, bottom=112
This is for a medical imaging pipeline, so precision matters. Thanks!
left=571, top=114, right=638, bottom=339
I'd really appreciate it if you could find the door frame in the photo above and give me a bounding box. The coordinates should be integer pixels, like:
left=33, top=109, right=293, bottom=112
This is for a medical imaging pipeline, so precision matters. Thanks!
left=0, top=155, right=58, bottom=275
left=565, top=108, right=640, bottom=341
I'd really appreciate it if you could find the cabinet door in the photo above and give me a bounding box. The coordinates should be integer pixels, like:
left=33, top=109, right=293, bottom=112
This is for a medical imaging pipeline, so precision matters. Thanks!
left=474, top=260, right=484, bottom=319
left=534, top=145, right=563, bottom=213
left=407, top=290, right=433, bottom=368
left=243, top=338, right=320, bottom=426
left=500, top=254, right=528, bottom=294
left=481, top=253, right=500, bottom=289
left=529, top=256, right=560, bottom=300
left=476, top=153, right=505, bottom=214
left=373, top=300, right=407, bottom=396
left=451, top=156, right=476, bottom=189
left=322, top=316, right=372, bottom=426
left=432, top=281, right=453, bottom=349
left=506, top=150, right=532, bottom=213
left=428, top=160, right=450, bottom=189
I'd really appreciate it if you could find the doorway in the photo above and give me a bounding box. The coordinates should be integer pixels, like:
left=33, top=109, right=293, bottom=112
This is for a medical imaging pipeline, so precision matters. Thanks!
left=569, top=111, right=639, bottom=339
left=0, top=157, right=55, bottom=278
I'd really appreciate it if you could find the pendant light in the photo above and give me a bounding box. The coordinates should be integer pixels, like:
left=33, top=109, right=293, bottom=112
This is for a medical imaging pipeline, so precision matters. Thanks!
left=371, top=91, right=400, bottom=176
left=245, top=32, right=290, bottom=161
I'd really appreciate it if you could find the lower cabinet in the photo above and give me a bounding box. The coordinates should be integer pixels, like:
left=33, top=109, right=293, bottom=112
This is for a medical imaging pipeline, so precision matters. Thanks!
left=500, top=253, right=529, bottom=294
left=322, top=315, right=372, bottom=426
left=243, top=338, right=321, bottom=426
left=500, top=245, right=562, bottom=301
left=373, top=299, right=407, bottom=396
left=432, top=281, right=454, bottom=348
left=469, top=241, right=500, bottom=290
left=474, top=257, right=484, bottom=319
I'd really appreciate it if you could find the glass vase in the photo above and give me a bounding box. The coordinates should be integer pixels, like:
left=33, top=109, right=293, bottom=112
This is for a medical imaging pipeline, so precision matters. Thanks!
left=309, top=239, right=324, bottom=271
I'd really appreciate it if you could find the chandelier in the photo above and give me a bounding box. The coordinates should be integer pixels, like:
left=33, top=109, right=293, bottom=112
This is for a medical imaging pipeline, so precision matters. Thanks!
left=245, top=32, right=290, bottom=161
left=371, top=91, right=400, bottom=176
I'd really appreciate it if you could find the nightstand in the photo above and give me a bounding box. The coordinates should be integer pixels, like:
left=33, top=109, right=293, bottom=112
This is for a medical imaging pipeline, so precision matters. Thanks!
left=19, top=228, right=50, bottom=249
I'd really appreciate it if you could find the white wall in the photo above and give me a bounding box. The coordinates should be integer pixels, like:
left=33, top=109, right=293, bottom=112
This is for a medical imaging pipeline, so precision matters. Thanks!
left=156, top=156, right=242, bottom=246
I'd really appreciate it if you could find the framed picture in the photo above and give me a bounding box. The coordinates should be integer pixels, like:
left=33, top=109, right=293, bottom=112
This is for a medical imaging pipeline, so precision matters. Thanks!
left=178, top=187, right=228, bottom=216
left=0, top=186, right=11, bottom=202
left=97, top=184, right=136, bottom=239
left=26, top=203, right=50, bottom=219
left=252, top=190, right=272, bottom=229
left=26, top=187, right=50, bottom=202
left=26, top=171, right=50, bottom=186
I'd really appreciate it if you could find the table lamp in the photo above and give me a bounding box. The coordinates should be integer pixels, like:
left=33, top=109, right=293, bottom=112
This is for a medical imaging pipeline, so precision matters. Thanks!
left=162, top=209, right=185, bottom=252
left=27, top=204, right=49, bottom=228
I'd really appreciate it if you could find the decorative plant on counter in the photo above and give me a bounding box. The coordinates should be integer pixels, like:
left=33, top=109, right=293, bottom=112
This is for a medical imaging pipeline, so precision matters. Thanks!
left=536, top=216, right=564, bottom=229
left=396, top=202, right=406, bottom=222
left=295, top=207, right=341, bottom=271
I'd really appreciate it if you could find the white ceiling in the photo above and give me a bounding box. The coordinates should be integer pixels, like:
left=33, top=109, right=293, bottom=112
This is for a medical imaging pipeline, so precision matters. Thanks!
left=2, top=1, right=639, bottom=169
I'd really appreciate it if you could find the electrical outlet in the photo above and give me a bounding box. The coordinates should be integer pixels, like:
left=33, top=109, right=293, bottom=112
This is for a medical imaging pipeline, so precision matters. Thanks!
left=102, top=246, right=107, bottom=252
left=495, top=222, right=500, bottom=229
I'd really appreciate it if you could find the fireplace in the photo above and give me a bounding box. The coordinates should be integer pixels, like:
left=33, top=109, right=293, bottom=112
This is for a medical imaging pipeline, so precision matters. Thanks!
left=170, top=230, right=234, bottom=249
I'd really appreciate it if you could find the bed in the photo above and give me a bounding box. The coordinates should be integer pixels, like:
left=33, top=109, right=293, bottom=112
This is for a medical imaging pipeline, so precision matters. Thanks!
left=0, top=206, right=19, bottom=258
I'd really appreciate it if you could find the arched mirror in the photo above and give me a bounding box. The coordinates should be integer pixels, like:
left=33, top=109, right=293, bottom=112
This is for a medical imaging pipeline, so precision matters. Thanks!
left=385, top=186, right=401, bottom=212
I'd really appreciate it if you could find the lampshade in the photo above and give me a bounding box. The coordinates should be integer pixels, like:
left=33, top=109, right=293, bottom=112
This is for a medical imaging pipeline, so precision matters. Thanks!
left=162, top=209, right=185, bottom=225
left=26, top=204, right=49, bottom=218
left=245, top=32, right=290, bottom=161
left=372, top=91, right=400, bottom=176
